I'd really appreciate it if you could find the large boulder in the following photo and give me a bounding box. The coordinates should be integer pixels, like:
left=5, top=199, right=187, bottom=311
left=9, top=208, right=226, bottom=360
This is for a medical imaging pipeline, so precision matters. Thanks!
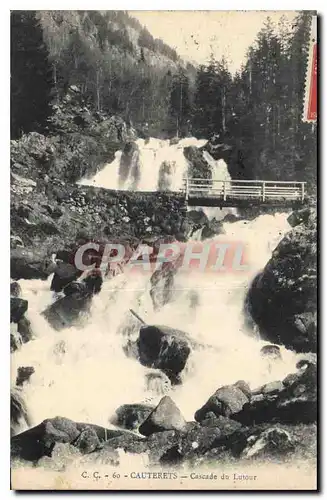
left=10, top=281, right=21, bottom=298
left=195, top=381, right=251, bottom=422
left=246, top=209, right=317, bottom=352
left=11, top=417, right=121, bottom=461
left=11, top=247, right=55, bottom=280
left=50, top=262, right=81, bottom=293
left=118, top=142, right=140, bottom=190
left=42, top=292, right=92, bottom=331
left=183, top=146, right=211, bottom=179
left=137, top=325, right=192, bottom=382
left=110, top=404, right=155, bottom=431
left=139, top=396, right=187, bottom=436
left=10, top=297, right=28, bottom=323
left=233, top=361, right=317, bottom=426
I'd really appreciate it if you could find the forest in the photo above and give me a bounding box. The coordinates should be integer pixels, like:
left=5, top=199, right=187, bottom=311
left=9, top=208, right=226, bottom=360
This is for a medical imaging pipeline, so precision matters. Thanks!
left=11, top=10, right=316, bottom=189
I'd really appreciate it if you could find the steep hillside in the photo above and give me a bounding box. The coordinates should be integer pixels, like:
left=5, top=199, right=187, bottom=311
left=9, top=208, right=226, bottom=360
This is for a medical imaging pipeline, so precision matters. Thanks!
left=39, top=10, right=194, bottom=136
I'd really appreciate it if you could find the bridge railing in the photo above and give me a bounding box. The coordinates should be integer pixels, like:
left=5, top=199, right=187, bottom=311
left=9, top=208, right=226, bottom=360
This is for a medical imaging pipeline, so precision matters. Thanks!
left=182, top=178, right=306, bottom=203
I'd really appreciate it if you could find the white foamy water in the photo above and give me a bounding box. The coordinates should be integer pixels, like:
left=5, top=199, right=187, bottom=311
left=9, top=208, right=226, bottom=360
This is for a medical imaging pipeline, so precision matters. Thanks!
left=12, top=212, right=298, bottom=435
left=79, top=137, right=213, bottom=192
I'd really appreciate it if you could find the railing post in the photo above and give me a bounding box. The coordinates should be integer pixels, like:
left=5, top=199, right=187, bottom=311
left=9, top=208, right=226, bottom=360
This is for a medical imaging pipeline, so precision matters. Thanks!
left=262, top=181, right=266, bottom=202
left=301, top=183, right=305, bottom=202
left=185, top=177, right=189, bottom=203
left=223, top=181, right=227, bottom=201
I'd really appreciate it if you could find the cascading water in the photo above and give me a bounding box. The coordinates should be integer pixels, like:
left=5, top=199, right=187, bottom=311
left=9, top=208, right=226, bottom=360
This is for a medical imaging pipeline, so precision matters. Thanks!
left=12, top=138, right=302, bottom=480
left=79, top=137, right=208, bottom=192
left=12, top=211, right=298, bottom=435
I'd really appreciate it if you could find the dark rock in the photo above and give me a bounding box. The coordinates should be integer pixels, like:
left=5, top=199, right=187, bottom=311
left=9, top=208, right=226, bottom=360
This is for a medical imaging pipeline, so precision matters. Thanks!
left=50, top=261, right=80, bottom=293
left=146, top=430, right=181, bottom=463
left=16, top=366, right=35, bottom=387
left=110, top=404, right=155, bottom=431
left=260, top=344, right=282, bottom=360
left=72, top=427, right=101, bottom=454
left=246, top=211, right=317, bottom=353
left=17, top=316, right=33, bottom=343
left=137, top=325, right=191, bottom=381
left=222, top=213, right=240, bottom=223
left=75, top=423, right=127, bottom=442
left=139, top=396, right=187, bottom=436
left=11, top=388, right=30, bottom=436
left=287, top=208, right=313, bottom=228
left=63, top=280, right=88, bottom=297
left=201, top=219, right=225, bottom=240
left=82, top=269, right=103, bottom=295
left=42, top=293, right=92, bottom=331
left=200, top=415, right=243, bottom=437
left=10, top=297, right=28, bottom=323
left=184, top=146, right=211, bottom=179
left=195, top=382, right=250, bottom=422
left=233, top=362, right=317, bottom=426
left=11, top=416, right=81, bottom=461
left=10, top=281, right=21, bottom=297
left=11, top=247, right=55, bottom=280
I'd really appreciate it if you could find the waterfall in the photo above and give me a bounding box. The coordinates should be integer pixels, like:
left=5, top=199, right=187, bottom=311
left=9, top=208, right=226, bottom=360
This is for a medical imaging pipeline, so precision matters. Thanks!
left=79, top=137, right=208, bottom=192
left=12, top=136, right=303, bottom=480
left=12, top=211, right=298, bottom=434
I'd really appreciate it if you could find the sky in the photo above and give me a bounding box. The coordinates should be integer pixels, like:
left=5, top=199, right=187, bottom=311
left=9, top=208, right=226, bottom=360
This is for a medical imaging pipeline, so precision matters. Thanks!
left=131, top=11, right=297, bottom=74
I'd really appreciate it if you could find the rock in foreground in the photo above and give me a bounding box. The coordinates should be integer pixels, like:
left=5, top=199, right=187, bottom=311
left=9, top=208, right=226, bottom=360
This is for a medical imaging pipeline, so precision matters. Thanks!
left=139, top=396, right=187, bottom=436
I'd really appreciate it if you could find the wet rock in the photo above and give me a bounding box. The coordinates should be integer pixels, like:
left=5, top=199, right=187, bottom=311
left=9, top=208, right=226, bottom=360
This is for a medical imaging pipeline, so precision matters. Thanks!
left=137, top=325, right=191, bottom=381
left=11, top=388, right=30, bottom=436
left=82, top=269, right=103, bottom=295
left=10, top=281, right=21, bottom=297
left=260, top=344, right=282, bottom=360
left=111, top=404, right=155, bottom=431
left=16, top=366, right=35, bottom=387
left=17, top=316, right=33, bottom=343
left=42, top=292, right=92, bottom=331
left=50, top=261, right=80, bottom=293
left=246, top=211, right=317, bottom=353
left=195, top=382, right=250, bottom=422
left=139, top=396, right=187, bottom=437
left=11, top=247, right=55, bottom=280
left=10, top=297, right=28, bottom=323
left=150, top=263, right=177, bottom=311
left=63, top=280, right=87, bottom=296
left=222, top=213, right=240, bottom=223
left=201, top=219, right=225, bottom=240
left=261, top=381, right=285, bottom=395
left=184, top=146, right=211, bottom=179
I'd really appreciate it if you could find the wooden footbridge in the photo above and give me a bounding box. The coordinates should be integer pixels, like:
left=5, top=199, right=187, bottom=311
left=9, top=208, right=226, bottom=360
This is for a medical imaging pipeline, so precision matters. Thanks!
left=182, top=178, right=306, bottom=207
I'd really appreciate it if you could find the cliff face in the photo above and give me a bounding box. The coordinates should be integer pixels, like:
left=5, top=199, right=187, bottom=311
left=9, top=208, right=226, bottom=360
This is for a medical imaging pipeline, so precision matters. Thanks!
left=246, top=207, right=317, bottom=353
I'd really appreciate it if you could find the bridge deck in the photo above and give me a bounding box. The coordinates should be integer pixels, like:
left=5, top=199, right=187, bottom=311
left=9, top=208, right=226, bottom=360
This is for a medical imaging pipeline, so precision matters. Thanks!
left=182, top=178, right=306, bottom=207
